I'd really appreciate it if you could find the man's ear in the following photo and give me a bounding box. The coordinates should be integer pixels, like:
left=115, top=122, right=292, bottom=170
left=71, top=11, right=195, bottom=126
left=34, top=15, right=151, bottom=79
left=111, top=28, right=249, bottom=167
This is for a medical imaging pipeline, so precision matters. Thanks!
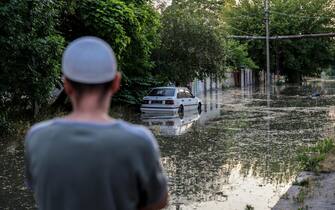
left=63, top=78, right=74, bottom=96
left=111, top=72, right=121, bottom=95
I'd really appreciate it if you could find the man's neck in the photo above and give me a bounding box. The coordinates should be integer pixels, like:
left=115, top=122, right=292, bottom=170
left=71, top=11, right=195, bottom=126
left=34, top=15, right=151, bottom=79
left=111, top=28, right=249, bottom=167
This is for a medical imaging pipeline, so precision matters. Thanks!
left=66, top=111, right=113, bottom=123
left=66, top=96, right=112, bottom=123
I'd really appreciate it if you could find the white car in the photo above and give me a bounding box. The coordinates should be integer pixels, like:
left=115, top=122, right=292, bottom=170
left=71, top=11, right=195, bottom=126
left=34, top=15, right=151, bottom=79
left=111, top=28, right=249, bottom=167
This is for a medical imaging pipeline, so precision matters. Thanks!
left=140, top=87, right=202, bottom=115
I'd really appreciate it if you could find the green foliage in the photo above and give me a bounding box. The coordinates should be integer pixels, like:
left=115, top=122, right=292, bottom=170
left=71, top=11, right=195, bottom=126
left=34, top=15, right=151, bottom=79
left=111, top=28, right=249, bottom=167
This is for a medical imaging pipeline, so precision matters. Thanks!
left=292, top=179, right=310, bottom=187
left=158, top=9, right=224, bottom=84
left=245, top=204, right=254, bottom=210
left=297, top=138, right=335, bottom=172
left=223, top=0, right=335, bottom=83
left=0, top=112, right=11, bottom=136
left=225, top=40, right=257, bottom=70
left=0, top=0, right=258, bottom=110
left=0, top=0, right=162, bottom=109
left=59, top=0, right=161, bottom=104
left=114, top=73, right=164, bottom=104
left=0, top=0, right=65, bottom=111
left=61, top=0, right=137, bottom=59
left=156, top=0, right=255, bottom=85
left=0, top=97, right=13, bottom=135
left=294, top=188, right=308, bottom=203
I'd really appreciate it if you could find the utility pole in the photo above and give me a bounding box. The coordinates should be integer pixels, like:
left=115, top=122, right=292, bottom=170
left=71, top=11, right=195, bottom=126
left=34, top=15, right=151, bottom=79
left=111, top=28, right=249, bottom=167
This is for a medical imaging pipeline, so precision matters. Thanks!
left=265, top=0, right=271, bottom=87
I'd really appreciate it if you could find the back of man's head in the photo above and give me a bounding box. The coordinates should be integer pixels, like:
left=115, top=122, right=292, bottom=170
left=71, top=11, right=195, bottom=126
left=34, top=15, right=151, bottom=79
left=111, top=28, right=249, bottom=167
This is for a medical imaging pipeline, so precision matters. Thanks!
left=61, top=37, right=119, bottom=102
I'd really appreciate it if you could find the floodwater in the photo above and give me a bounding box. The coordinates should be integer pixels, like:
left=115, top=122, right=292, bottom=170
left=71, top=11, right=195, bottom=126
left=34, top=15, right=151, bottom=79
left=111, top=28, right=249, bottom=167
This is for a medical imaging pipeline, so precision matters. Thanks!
left=1, top=80, right=335, bottom=210
left=144, top=81, right=335, bottom=209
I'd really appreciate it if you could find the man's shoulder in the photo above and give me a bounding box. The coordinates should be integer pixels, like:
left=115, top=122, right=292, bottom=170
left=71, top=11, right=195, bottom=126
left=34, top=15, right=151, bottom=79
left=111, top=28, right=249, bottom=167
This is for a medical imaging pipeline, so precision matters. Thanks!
left=26, top=119, right=56, bottom=140
left=116, top=120, right=158, bottom=150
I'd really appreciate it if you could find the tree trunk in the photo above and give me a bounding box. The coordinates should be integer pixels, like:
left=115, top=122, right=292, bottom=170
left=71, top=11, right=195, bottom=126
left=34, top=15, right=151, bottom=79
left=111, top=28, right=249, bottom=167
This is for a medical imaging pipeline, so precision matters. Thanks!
left=33, top=100, right=39, bottom=117
left=286, top=70, right=302, bottom=84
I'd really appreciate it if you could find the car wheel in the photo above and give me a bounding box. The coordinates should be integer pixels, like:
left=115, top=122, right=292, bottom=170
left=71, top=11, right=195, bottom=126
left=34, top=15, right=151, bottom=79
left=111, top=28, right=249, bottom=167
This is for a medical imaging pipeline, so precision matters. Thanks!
left=178, top=105, right=184, bottom=114
left=178, top=105, right=184, bottom=118
left=198, top=103, right=202, bottom=114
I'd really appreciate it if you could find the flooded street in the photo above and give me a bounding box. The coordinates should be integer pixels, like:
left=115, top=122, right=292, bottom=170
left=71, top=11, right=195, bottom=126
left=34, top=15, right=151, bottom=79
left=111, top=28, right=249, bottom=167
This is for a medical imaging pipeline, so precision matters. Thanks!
left=1, top=81, right=335, bottom=209
left=144, top=81, right=335, bottom=209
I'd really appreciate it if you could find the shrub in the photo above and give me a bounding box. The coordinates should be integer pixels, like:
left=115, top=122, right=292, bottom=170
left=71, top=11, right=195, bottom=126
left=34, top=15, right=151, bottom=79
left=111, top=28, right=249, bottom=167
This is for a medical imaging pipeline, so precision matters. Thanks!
left=0, top=113, right=10, bottom=135
left=0, top=0, right=65, bottom=112
left=298, top=138, right=335, bottom=172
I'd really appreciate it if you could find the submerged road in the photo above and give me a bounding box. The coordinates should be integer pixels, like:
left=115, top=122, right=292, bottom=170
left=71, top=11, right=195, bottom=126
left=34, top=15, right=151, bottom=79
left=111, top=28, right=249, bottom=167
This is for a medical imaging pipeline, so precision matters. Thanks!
left=144, top=81, right=335, bottom=209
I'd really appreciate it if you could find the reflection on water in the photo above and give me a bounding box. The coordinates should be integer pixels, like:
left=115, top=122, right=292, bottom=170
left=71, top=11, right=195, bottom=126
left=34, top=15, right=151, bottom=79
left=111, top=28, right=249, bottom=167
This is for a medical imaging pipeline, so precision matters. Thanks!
left=144, top=81, right=335, bottom=210
left=141, top=112, right=200, bottom=136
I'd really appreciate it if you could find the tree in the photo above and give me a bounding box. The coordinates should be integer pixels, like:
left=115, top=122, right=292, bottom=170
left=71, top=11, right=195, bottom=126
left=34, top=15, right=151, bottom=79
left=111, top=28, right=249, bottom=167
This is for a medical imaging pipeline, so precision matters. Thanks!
left=223, top=0, right=335, bottom=83
left=156, top=0, right=255, bottom=85
left=0, top=0, right=65, bottom=114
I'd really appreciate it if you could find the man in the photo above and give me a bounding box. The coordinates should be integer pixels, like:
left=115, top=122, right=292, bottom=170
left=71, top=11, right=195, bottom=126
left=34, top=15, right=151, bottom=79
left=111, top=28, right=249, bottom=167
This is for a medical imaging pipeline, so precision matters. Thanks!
left=24, top=37, right=168, bottom=210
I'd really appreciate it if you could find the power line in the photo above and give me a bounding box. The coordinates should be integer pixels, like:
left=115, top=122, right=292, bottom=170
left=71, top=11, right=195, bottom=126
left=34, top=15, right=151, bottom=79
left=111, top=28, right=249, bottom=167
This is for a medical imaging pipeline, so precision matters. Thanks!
left=228, top=32, right=335, bottom=40
left=228, top=35, right=266, bottom=40
left=222, top=14, right=262, bottom=20
left=223, top=11, right=334, bottom=21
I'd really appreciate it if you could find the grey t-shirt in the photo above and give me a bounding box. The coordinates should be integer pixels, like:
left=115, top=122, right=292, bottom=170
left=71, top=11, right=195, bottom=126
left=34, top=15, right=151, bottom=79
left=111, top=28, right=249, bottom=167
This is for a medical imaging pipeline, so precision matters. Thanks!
left=24, top=119, right=167, bottom=210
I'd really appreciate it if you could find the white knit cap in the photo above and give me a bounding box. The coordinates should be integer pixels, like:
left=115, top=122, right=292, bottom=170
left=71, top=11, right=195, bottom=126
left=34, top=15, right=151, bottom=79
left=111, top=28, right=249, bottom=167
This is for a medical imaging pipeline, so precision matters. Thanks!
left=62, top=36, right=117, bottom=84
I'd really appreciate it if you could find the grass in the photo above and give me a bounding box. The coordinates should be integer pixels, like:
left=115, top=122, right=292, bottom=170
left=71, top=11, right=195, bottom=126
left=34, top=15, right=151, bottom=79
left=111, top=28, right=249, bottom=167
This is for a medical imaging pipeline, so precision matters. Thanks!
left=290, top=177, right=315, bottom=207
left=294, top=187, right=308, bottom=203
left=297, top=138, right=335, bottom=172
left=245, top=205, right=254, bottom=210
left=291, top=139, right=335, bottom=209
left=297, top=206, right=309, bottom=210
left=281, top=192, right=289, bottom=200
left=292, top=179, right=310, bottom=187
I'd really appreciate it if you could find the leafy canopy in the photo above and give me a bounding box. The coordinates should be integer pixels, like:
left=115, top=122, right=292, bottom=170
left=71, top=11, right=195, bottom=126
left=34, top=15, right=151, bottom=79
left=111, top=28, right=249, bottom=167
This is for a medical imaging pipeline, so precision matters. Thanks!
left=223, top=0, right=335, bottom=82
left=59, top=0, right=161, bottom=104
left=0, top=0, right=65, bottom=111
left=157, top=0, right=255, bottom=85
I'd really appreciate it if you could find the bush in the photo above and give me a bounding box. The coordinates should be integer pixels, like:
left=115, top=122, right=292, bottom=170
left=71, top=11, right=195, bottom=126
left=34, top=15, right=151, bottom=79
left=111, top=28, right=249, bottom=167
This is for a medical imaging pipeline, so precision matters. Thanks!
left=0, top=113, right=10, bottom=135
left=0, top=0, right=65, bottom=111
left=298, top=138, right=335, bottom=172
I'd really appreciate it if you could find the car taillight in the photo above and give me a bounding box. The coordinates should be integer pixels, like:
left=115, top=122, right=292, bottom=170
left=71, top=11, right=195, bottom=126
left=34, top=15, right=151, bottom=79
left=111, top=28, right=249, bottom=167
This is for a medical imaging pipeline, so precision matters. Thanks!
left=143, top=100, right=149, bottom=104
left=165, top=100, right=174, bottom=105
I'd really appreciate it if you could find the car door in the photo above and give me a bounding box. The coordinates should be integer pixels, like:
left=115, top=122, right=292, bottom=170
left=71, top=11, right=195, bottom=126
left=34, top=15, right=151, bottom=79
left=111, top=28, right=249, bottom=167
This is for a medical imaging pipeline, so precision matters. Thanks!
left=177, top=89, right=186, bottom=107
left=182, top=88, right=194, bottom=110
left=184, top=89, right=197, bottom=108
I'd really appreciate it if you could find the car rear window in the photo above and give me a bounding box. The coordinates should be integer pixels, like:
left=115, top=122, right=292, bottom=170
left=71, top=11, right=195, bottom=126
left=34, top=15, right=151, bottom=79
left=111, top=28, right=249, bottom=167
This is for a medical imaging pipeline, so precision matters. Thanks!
left=148, top=88, right=175, bottom=97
